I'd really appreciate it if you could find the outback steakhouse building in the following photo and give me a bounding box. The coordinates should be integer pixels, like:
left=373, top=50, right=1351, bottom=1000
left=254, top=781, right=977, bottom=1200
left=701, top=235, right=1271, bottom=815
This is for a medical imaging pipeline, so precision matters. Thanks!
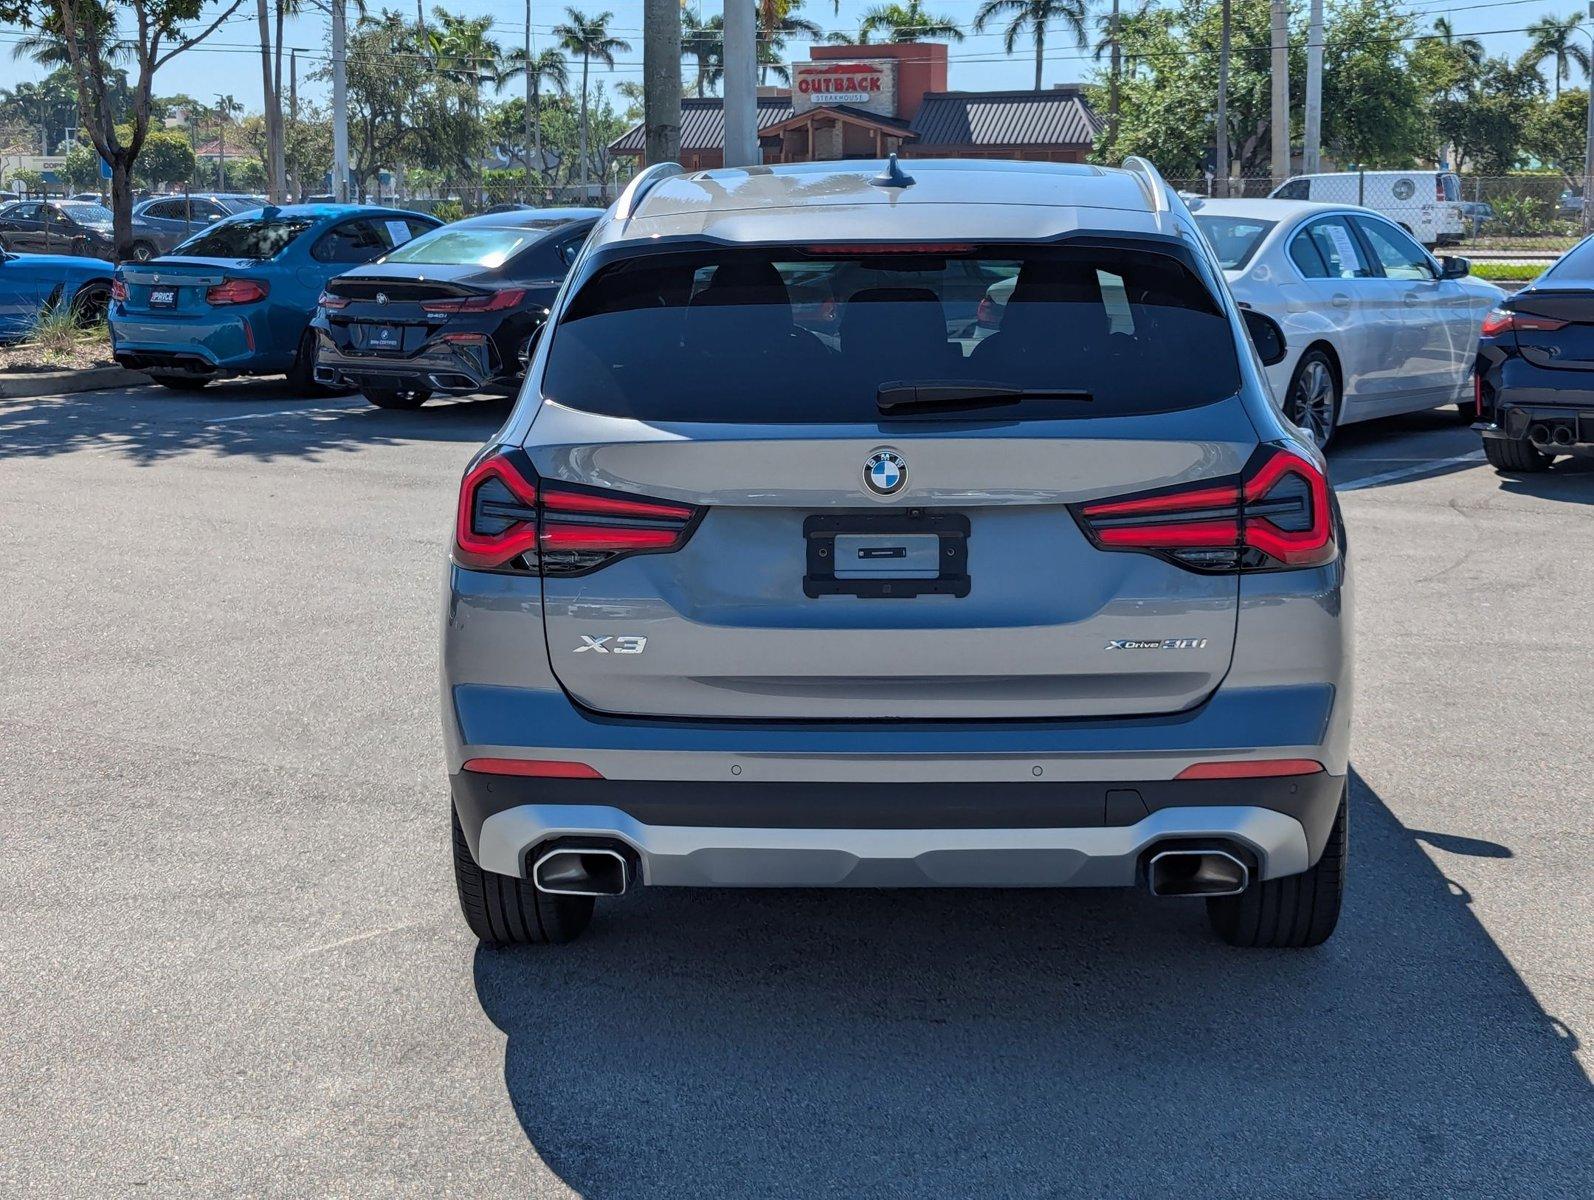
left=611, top=43, right=1101, bottom=170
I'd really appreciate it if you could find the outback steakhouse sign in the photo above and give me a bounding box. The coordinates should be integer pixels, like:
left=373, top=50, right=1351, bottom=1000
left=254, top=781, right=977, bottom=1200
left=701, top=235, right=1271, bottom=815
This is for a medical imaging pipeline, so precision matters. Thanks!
left=792, top=60, right=898, bottom=116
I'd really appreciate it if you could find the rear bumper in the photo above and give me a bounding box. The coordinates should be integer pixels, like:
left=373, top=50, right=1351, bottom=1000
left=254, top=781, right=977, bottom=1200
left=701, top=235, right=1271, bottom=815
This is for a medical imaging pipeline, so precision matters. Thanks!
left=108, top=310, right=265, bottom=375
left=1481, top=403, right=1594, bottom=452
left=453, top=769, right=1344, bottom=887
left=313, top=331, right=511, bottom=395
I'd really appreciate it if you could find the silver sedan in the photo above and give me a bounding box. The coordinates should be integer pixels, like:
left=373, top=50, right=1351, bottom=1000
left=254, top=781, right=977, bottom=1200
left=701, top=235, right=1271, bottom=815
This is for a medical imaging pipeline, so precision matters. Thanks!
left=1189, top=198, right=1503, bottom=447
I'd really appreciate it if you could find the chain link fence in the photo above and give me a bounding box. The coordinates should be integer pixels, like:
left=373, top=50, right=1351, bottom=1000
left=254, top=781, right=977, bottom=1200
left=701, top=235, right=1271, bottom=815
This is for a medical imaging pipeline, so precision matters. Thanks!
left=1169, top=173, right=1586, bottom=256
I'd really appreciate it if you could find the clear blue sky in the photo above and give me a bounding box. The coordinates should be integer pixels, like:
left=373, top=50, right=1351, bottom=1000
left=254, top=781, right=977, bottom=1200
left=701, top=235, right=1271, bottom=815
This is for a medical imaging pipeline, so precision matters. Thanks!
left=0, top=0, right=1575, bottom=114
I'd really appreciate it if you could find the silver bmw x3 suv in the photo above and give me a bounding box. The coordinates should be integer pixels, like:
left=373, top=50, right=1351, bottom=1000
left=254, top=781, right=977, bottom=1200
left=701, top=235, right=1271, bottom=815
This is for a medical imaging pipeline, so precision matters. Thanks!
left=443, top=157, right=1352, bottom=949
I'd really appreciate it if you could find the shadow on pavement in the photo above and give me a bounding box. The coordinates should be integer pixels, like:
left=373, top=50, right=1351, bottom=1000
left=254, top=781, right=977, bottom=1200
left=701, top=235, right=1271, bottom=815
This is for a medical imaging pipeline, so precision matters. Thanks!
left=0, top=380, right=511, bottom=464
left=474, top=769, right=1590, bottom=1198
left=1496, top=454, right=1594, bottom=504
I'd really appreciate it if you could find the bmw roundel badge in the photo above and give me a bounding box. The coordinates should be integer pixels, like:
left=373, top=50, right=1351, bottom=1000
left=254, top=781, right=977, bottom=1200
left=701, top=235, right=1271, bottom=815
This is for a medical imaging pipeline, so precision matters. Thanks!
left=863, top=448, right=908, bottom=498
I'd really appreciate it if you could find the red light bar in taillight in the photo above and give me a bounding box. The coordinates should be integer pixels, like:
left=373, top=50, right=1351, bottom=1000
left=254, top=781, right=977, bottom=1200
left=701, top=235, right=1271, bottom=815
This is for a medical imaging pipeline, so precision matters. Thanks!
left=317, top=289, right=349, bottom=310
left=462, top=758, right=604, bottom=779
left=422, top=288, right=526, bottom=315
left=110, top=279, right=128, bottom=302
left=1075, top=446, right=1336, bottom=573
left=454, top=447, right=701, bottom=575
left=1176, top=759, right=1324, bottom=780
left=1480, top=308, right=1567, bottom=337
left=206, top=278, right=268, bottom=306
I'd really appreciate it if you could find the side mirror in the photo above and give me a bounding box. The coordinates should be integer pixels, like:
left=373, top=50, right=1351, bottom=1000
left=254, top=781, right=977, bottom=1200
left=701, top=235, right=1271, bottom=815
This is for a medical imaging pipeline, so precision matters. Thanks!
left=1438, top=255, right=1470, bottom=280
left=1241, top=307, right=1288, bottom=367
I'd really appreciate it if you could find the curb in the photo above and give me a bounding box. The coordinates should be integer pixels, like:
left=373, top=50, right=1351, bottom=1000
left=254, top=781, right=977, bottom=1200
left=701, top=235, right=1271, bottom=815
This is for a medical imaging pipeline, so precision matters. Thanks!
left=0, top=366, right=150, bottom=401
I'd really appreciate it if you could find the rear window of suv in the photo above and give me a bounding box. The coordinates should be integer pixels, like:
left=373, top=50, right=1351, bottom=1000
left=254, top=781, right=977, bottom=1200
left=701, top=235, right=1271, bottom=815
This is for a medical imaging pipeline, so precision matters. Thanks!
left=541, top=244, right=1241, bottom=423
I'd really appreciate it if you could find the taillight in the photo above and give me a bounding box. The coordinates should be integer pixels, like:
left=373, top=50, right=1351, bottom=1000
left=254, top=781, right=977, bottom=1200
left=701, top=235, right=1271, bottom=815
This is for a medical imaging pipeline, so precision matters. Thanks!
left=1074, top=446, right=1337, bottom=573
left=110, top=279, right=127, bottom=302
left=206, top=278, right=268, bottom=306
left=454, top=447, right=701, bottom=575
left=422, top=288, right=526, bottom=315
left=317, top=290, right=348, bottom=310
left=1480, top=308, right=1567, bottom=336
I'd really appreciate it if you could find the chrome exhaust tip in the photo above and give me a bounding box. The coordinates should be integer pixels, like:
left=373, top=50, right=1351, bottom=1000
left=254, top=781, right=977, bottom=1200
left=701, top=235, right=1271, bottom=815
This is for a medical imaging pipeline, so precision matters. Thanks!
left=1552, top=425, right=1575, bottom=447
left=532, top=846, right=633, bottom=897
left=1528, top=423, right=1552, bottom=447
left=1147, top=848, right=1250, bottom=898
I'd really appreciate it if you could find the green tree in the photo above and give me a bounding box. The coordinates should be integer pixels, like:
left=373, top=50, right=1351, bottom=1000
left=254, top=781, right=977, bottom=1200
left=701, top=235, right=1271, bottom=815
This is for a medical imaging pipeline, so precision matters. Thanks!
left=0, top=0, right=245, bottom=257
left=756, top=0, right=821, bottom=84
left=1523, top=89, right=1588, bottom=184
left=680, top=7, right=723, bottom=97
left=1433, top=54, right=1544, bottom=173
left=1319, top=0, right=1427, bottom=167
left=973, top=0, right=1088, bottom=91
left=501, top=45, right=568, bottom=181
left=859, top=0, right=963, bottom=43
left=1526, top=12, right=1590, bottom=100
left=126, top=126, right=195, bottom=184
left=554, top=8, right=631, bottom=188
left=63, top=139, right=100, bottom=190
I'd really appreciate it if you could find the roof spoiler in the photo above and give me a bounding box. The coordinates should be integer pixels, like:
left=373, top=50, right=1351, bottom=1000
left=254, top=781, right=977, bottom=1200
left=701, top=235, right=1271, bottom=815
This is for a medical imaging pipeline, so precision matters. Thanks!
left=613, top=162, right=684, bottom=224
left=1122, top=156, right=1171, bottom=215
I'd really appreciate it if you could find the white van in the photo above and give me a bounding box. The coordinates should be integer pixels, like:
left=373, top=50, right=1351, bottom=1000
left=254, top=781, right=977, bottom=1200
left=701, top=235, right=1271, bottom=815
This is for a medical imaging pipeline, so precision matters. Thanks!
left=1270, top=171, right=1464, bottom=247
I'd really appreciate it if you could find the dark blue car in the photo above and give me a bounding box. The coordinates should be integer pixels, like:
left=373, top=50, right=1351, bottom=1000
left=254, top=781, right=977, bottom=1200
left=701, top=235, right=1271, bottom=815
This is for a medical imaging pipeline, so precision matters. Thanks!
left=108, top=204, right=440, bottom=391
left=0, top=246, right=114, bottom=342
left=1475, top=235, right=1594, bottom=473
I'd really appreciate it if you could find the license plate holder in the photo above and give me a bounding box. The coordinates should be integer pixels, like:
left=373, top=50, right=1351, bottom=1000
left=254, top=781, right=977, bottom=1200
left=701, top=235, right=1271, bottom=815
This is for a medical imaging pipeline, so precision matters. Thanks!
left=359, top=322, right=403, bottom=352
left=148, top=288, right=176, bottom=308
left=804, top=511, right=969, bottom=598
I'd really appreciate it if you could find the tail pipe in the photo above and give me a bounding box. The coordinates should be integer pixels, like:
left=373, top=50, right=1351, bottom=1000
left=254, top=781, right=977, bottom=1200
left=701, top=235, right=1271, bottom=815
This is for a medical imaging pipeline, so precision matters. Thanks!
left=532, top=842, right=638, bottom=897
left=1145, top=844, right=1252, bottom=898
left=1552, top=425, right=1575, bottom=447
left=1528, top=424, right=1552, bottom=448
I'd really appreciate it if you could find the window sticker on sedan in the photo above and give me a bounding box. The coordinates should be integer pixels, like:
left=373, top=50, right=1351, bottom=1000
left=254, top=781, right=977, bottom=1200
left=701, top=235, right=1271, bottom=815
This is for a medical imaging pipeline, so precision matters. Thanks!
left=385, top=220, right=414, bottom=247
left=1321, top=223, right=1361, bottom=276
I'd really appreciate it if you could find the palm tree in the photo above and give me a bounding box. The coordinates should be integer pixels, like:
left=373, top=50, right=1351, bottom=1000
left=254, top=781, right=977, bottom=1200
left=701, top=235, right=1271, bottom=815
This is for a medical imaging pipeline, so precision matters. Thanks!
left=859, top=1, right=964, bottom=43
left=1526, top=12, right=1590, bottom=99
left=554, top=8, right=631, bottom=187
left=502, top=47, right=569, bottom=181
left=972, top=0, right=1089, bottom=92
left=1433, top=16, right=1485, bottom=68
left=680, top=8, right=724, bottom=98
left=758, top=1, right=822, bottom=84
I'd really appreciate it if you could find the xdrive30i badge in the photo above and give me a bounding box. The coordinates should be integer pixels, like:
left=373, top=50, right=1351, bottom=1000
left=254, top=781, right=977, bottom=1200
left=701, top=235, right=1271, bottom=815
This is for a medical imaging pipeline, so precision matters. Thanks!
left=1105, top=638, right=1210, bottom=650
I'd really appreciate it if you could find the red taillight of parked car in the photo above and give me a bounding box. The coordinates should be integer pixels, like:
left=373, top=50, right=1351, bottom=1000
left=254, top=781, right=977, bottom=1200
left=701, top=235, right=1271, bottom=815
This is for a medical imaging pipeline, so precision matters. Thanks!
left=422, top=288, right=526, bottom=315
left=1480, top=308, right=1568, bottom=337
left=206, top=278, right=268, bottom=306
left=317, top=290, right=349, bottom=310
left=454, top=447, right=701, bottom=575
left=110, top=279, right=127, bottom=302
left=1074, top=446, right=1336, bottom=573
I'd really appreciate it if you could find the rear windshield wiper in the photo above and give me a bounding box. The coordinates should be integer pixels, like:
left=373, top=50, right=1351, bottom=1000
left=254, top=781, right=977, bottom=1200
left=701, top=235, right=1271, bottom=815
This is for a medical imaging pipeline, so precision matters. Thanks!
left=876, top=380, right=1094, bottom=413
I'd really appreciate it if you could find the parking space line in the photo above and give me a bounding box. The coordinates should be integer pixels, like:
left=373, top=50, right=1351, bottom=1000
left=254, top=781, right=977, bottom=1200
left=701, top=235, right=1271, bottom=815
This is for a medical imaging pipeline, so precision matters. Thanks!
left=1338, top=451, right=1485, bottom=491
left=204, top=405, right=368, bottom=425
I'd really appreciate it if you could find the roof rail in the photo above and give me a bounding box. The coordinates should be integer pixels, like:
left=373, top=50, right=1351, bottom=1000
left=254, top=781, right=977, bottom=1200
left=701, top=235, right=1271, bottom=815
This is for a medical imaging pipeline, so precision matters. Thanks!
left=1121, top=156, right=1170, bottom=214
left=613, top=161, right=685, bottom=223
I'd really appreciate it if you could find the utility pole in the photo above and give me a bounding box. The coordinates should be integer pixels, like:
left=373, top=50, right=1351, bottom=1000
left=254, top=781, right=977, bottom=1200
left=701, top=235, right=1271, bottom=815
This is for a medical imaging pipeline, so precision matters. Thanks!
left=722, top=0, right=758, bottom=167
left=523, top=0, right=534, bottom=198
left=1269, top=0, right=1289, bottom=188
left=255, top=0, right=280, bottom=202
left=215, top=94, right=227, bottom=190
left=1303, top=0, right=1323, bottom=173
left=1107, top=0, right=1120, bottom=147
left=332, top=0, right=350, bottom=202
left=1215, top=0, right=1231, bottom=197
left=643, top=0, right=682, bottom=164
left=1584, top=3, right=1594, bottom=232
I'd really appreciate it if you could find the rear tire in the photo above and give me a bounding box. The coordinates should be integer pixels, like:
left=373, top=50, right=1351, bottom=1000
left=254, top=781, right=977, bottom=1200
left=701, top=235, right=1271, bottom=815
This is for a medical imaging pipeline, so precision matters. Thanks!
left=1207, top=789, right=1346, bottom=948
left=1284, top=348, right=1340, bottom=450
left=360, top=384, right=431, bottom=410
left=1483, top=435, right=1552, bottom=474
left=451, top=806, right=593, bottom=946
left=68, top=281, right=111, bottom=326
left=151, top=375, right=211, bottom=391
left=285, top=328, right=352, bottom=396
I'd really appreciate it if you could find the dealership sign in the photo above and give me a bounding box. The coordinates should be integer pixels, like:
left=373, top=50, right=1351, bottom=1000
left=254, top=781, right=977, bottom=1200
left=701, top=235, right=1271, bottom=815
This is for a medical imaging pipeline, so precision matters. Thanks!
left=792, top=60, right=898, bottom=116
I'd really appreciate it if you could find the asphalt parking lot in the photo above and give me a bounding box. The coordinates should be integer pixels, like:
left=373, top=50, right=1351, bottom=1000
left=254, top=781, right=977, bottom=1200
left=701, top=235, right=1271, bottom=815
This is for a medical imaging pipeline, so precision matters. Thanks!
left=1, top=382, right=1590, bottom=1198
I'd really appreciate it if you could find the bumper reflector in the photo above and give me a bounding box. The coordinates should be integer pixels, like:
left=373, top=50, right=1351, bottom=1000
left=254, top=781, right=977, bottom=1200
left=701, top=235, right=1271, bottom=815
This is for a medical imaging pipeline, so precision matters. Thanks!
left=1176, top=759, right=1324, bottom=781
left=462, top=757, right=604, bottom=779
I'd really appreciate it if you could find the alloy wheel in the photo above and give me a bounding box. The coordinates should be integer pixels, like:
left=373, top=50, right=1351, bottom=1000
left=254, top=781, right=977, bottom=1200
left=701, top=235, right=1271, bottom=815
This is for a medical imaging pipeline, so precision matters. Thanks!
left=1289, top=358, right=1337, bottom=449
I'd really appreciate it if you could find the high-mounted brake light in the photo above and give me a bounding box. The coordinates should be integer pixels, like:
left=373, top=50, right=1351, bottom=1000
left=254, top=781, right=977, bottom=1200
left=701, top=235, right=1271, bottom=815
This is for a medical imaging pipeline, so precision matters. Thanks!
left=1075, top=446, right=1336, bottom=573
left=454, top=447, right=701, bottom=575
left=806, top=243, right=975, bottom=255
left=1480, top=308, right=1567, bottom=337
left=206, top=278, right=268, bottom=306
left=422, top=288, right=526, bottom=315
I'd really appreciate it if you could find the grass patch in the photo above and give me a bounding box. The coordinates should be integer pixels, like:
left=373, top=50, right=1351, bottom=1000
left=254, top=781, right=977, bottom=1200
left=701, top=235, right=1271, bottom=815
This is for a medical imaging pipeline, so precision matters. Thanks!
left=1469, top=261, right=1552, bottom=282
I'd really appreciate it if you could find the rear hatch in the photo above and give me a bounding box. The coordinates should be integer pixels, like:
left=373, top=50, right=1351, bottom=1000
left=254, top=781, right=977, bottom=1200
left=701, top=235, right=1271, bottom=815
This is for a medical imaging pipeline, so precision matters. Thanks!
left=525, top=240, right=1259, bottom=721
